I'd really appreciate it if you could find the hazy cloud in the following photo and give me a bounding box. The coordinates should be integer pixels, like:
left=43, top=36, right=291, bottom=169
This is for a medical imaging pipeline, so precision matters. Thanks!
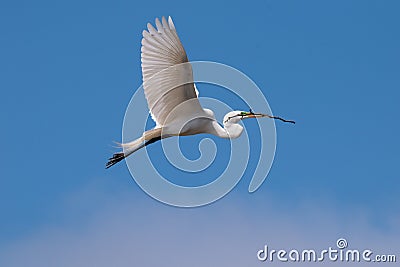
left=1, top=184, right=398, bottom=267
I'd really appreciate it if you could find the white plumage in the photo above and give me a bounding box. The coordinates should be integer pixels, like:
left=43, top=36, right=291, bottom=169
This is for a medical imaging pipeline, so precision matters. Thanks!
left=106, top=16, right=294, bottom=168
left=141, top=16, right=202, bottom=127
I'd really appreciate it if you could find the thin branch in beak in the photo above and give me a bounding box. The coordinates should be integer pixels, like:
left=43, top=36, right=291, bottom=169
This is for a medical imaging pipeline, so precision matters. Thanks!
left=226, top=111, right=295, bottom=124
left=260, top=114, right=296, bottom=124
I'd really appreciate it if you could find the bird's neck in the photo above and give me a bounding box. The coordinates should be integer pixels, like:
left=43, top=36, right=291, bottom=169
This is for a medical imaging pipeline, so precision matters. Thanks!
left=207, top=120, right=243, bottom=139
left=224, top=123, right=243, bottom=139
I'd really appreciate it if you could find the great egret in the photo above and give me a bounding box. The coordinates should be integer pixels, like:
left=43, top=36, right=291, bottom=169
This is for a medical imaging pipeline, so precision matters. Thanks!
left=106, top=16, right=294, bottom=169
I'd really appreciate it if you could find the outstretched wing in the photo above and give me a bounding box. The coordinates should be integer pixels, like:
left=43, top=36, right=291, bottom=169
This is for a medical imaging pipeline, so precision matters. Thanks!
left=141, top=16, right=203, bottom=126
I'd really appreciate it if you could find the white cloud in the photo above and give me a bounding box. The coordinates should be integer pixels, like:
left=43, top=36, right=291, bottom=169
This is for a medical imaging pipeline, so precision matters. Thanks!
left=0, top=184, right=398, bottom=267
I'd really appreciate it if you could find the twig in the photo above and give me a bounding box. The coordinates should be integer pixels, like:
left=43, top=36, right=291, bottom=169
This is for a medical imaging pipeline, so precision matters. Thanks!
left=265, top=114, right=296, bottom=124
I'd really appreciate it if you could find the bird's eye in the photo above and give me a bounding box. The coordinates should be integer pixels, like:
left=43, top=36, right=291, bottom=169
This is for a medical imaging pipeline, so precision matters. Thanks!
left=240, top=112, right=248, bottom=115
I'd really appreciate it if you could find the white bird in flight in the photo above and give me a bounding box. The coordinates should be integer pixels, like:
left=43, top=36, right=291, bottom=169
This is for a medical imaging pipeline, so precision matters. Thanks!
left=106, top=16, right=294, bottom=168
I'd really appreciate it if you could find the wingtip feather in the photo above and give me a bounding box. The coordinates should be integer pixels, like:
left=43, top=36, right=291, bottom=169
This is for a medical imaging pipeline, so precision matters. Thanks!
left=161, top=16, right=168, bottom=29
left=155, top=17, right=163, bottom=32
left=168, top=16, right=175, bottom=30
left=147, top=22, right=157, bottom=34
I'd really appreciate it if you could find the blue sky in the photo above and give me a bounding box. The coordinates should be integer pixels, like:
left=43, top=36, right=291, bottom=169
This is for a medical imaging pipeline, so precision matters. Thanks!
left=1, top=0, right=399, bottom=265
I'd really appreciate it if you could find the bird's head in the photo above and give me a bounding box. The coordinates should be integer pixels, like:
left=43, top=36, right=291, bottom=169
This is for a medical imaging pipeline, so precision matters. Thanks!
left=223, top=109, right=268, bottom=125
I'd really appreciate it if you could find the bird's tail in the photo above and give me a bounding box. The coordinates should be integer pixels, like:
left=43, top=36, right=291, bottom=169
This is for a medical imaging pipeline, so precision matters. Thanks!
left=106, top=128, right=163, bottom=169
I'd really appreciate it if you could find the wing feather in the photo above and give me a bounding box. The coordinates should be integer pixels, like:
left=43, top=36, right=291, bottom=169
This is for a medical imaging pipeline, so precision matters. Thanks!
left=141, top=16, right=203, bottom=126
